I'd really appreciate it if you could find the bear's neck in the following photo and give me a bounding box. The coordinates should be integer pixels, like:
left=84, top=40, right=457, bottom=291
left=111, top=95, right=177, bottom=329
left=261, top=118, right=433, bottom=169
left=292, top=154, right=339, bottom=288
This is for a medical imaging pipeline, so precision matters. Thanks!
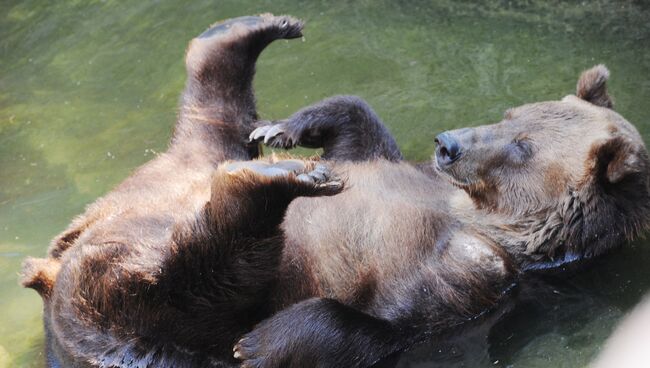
left=461, top=189, right=588, bottom=271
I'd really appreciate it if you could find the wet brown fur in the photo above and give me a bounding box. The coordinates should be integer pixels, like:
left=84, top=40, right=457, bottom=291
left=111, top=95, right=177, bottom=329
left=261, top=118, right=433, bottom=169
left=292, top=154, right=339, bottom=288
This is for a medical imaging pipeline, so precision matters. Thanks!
left=436, top=66, right=650, bottom=266
left=19, top=15, right=650, bottom=368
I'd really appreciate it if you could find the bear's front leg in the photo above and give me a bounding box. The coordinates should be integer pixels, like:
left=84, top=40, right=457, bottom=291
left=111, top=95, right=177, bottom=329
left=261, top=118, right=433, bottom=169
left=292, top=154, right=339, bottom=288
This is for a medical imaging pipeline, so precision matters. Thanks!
left=233, top=298, right=407, bottom=368
left=250, top=95, right=403, bottom=162
left=208, top=157, right=343, bottom=238
left=163, top=158, right=343, bottom=358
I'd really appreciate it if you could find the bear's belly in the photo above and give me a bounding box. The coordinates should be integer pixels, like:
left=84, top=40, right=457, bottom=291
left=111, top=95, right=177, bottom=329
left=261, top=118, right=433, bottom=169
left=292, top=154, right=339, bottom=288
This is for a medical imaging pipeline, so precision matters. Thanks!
left=278, top=161, right=513, bottom=322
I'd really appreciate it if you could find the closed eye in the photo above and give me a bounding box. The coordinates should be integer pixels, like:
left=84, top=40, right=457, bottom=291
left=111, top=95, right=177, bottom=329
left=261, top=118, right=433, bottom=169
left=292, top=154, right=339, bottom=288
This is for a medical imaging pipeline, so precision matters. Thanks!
left=507, top=137, right=533, bottom=163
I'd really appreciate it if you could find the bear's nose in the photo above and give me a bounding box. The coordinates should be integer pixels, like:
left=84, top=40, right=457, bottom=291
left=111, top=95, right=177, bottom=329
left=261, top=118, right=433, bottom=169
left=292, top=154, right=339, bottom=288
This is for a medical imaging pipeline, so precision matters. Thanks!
left=434, top=132, right=462, bottom=166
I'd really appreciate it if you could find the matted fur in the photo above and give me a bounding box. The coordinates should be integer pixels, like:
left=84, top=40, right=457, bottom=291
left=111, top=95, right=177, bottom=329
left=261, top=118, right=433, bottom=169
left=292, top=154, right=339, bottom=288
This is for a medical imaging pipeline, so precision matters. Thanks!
left=20, top=15, right=650, bottom=368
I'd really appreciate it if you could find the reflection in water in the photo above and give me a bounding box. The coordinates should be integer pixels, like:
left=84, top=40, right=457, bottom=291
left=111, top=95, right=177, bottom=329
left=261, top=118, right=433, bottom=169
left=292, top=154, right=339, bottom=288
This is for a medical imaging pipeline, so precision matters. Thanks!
left=384, top=259, right=650, bottom=368
left=1, top=1, right=649, bottom=367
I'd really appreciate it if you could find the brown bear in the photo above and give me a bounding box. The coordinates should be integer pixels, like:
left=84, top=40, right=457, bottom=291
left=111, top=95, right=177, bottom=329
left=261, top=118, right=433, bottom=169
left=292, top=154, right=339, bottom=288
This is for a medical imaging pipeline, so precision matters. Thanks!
left=20, top=14, right=650, bottom=368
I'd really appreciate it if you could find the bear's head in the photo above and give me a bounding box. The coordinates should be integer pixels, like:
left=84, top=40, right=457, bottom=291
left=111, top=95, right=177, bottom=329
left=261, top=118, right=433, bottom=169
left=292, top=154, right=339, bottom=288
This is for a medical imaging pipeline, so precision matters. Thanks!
left=435, top=65, right=650, bottom=267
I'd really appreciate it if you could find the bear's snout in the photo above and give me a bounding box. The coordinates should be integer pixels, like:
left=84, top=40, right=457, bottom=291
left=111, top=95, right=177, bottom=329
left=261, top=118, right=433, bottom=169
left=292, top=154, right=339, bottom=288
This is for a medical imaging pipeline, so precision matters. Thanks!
left=435, top=132, right=462, bottom=167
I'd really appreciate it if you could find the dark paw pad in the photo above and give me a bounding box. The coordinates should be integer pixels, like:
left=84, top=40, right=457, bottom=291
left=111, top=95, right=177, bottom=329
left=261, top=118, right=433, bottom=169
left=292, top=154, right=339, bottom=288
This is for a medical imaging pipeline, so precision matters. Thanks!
left=224, top=159, right=343, bottom=194
left=197, top=14, right=303, bottom=41
left=198, top=16, right=264, bottom=39
left=224, top=160, right=298, bottom=178
left=299, top=163, right=344, bottom=193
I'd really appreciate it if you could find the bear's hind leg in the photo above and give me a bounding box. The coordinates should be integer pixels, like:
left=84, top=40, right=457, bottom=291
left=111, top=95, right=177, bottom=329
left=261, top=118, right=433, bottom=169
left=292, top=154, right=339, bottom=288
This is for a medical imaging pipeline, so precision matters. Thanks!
left=172, top=15, right=304, bottom=161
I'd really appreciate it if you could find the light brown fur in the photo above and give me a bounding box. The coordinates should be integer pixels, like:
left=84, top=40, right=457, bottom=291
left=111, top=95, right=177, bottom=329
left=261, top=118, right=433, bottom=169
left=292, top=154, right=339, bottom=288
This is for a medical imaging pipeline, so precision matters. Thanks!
left=18, top=15, right=650, bottom=368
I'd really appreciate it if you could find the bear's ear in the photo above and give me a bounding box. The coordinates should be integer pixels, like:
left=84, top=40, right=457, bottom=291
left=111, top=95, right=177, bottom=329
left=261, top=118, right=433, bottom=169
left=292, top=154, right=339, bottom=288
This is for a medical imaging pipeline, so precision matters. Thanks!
left=590, top=137, right=645, bottom=184
left=20, top=257, right=60, bottom=299
left=576, top=64, right=614, bottom=109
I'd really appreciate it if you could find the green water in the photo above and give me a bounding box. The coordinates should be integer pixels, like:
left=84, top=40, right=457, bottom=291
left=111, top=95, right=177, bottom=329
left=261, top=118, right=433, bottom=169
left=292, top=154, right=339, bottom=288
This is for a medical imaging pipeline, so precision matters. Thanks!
left=1, top=1, right=649, bottom=367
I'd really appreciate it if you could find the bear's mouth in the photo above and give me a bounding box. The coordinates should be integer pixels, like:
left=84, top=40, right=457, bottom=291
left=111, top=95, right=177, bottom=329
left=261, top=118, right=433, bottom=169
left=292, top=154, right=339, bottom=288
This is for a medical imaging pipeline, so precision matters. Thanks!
left=433, top=160, right=472, bottom=189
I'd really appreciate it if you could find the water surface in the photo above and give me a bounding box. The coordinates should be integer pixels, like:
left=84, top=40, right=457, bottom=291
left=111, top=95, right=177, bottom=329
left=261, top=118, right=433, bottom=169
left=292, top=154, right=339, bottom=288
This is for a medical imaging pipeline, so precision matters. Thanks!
left=1, top=1, right=649, bottom=367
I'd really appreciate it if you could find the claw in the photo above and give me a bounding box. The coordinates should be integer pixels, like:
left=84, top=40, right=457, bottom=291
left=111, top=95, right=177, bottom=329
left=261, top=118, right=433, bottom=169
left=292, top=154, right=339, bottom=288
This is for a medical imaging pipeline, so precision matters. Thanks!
left=264, top=125, right=285, bottom=144
left=250, top=125, right=272, bottom=142
left=318, top=179, right=344, bottom=191
left=233, top=338, right=245, bottom=359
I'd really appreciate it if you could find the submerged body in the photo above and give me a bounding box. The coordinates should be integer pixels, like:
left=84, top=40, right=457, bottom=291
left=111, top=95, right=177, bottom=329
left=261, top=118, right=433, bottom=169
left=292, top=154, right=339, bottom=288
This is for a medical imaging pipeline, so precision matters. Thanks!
left=20, top=14, right=650, bottom=368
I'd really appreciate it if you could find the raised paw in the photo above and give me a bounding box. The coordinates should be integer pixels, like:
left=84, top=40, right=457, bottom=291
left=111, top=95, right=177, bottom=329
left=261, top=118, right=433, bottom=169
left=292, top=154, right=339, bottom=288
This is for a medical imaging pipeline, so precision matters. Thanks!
left=197, top=14, right=303, bottom=41
left=186, top=14, right=304, bottom=80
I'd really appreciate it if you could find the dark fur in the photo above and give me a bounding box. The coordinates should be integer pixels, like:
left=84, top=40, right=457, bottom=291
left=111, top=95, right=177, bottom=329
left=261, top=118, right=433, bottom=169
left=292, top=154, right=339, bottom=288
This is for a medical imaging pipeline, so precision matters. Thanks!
left=20, top=15, right=650, bottom=368
left=251, top=95, right=403, bottom=162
